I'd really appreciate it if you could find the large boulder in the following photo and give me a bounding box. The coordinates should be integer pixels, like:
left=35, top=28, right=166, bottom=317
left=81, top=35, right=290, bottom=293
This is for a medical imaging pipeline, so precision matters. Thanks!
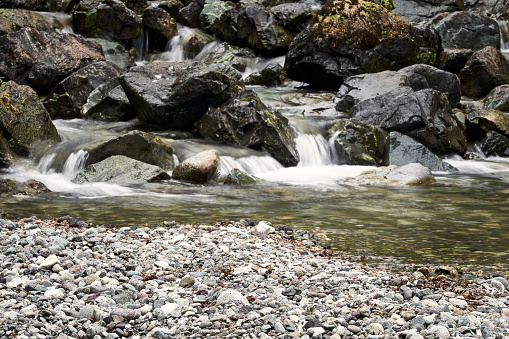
left=463, top=0, right=509, bottom=20
left=196, top=42, right=255, bottom=72
left=459, top=46, right=509, bottom=99
left=245, top=63, right=287, bottom=87
left=476, top=131, right=509, bottom=157
left=0, top=179, right=50, bottom=195
left=349, top=163, right=436, bottom=186
left=388, top=131, right=457, bottom=171
left=465, top=108, right=509, bottom=142
left=0, top=27, right=105, bottom=94
left=0, top=0, right=50, bottom=11
left=327, top=119, right=389, bottom=166
left=71, top=0, right=142, bottom=41
left=80, top=131, right=175, bottom=171
left=195, top=90, right=299, bottom=167
left=210, top=0, right=294, bottom=57
left=484, top=85, right=509, bottom=112
left=73, top=155, right=170, bottom=185
left=0, top=81, right=61, bottom=156
left=172, top=149, right=220, bottom=182
left=270, top=3, right=314, bottom=34
left=420, top=12, right=500, bottom=51
left=200, top=0, right=232, bottom=31
left=43, top=62, right=121, bottom=119
left=177, top=0, right=204, bottom=28
left=0, top=9, right=66, bottom=35
left=284, top=0, right=441, bottom=90
left=435, top=49, right=473, bottom=75
left=391, top=0, right=462, bottom=25
left=142, top=6, right=178, bottom=51
left=119, top=61, right=241, bottom=130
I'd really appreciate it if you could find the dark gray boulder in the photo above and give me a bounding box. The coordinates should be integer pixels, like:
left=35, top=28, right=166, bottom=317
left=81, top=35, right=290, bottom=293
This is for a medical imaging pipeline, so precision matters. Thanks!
left=73, top=155, right=170, bottom=185
left=121, top=0, right=149, bottom=13
left=245, top=63, right=287, bottom=87
left=0, top=9, right=66, bottom=35
left=43, top=62, right=121, bottom=119
left=195, top=90, right=299, bottom=167
left=0, top=179, right=50, bottom=195
left=0, top=0, right=50, bottom=11
left=270, top=3, right=314, bottom=34
left=197, top=42, right=256, bottom=72
left=0, top=27, right=105, bottom=94
left=484, top=85, right=509, bottom=112
left=420, top=11, right=500, bottom=51
left=436, top=49, right=474, bottom=75
left=463, top=0, right=509, bottom=20
left=158, top=0, right=185, bottom=18
left=199, top=0, right=232, bottom=31
left=476, top=131, right=509, bottom=157
left=392, top=0, right=462, bottom=25
left=177, top=0, right=204, bottom=28
left=142, top=6, right=178, bottom=51
left=459, top=46, right=509, bottom=99
left=119, top=61, right=241, bottom=130
left=327, top=119, right=389, bottom=166
left=389, top=131, right=457, bottom=171
left=172, top=149, right=220, bottom=182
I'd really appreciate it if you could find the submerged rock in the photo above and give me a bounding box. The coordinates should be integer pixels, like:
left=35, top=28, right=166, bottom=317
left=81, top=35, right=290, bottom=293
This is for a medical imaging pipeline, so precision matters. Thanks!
left=172, top=149, right=220, bottom=182
left=73, top=155, right=170, bottom=185
left=224, top=168, right=257, bottom=185
left=350, top=163, right=436, bottom=186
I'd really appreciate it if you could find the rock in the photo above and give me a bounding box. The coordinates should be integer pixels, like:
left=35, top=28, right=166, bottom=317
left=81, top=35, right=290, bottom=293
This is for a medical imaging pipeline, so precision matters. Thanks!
left=179, top=275, right=196, bottom=287
left=0, top=0, right=50, bottom=11
left=0, top=81, right=61, bottom=157
left=464, top=0, right=509, bottom=20
left=449, top=298, right=468, bottom=309
left=43, top=62, right=121, bottom=119
left=327, top=119, right=389, bottom=166
left=459, top=46, right=509, bottom=99
left=160, top=303, right=182, bottom=317
left=0, top=179, right=50, bottom=196
left=0, top=8, right=67, bottom=35
left=44, top=288, right=65, bottom=298
left=256, top=221, right=275, bottom=234
left=391, top=0, right=462, bottom=25
left=0, top=27, right=105, bottom=94
left=142, top=6, right=177, bottom=51
left=484, top=85, right=509, bottom=112
left=223, top=168, right=257, bottom=185
left=465, top=108, right=509, bottom=142
left=39, top=254, right=60, bottom=270
left=177, top=0, right=203, bottom=28
left=284, top=0, right=441, bottom=90
left=78, top=305, right=102, bottom=320
left=349, top=163, right=436, bottom=186
left=158, top=0, right=185, bottom=18
left=216, top=289, right=249, bottom=305
left=436, top=49, right=474, bottom=75
left=493, top=277, right=509, bottom=290
left=81, top=130, right=175, bottom=171
left=73, top=155, right=170, bottom=184
left=421, top=11, right=500, bottom=51
left=389, top=132, right=457, bottom=171
left=428, top=325, right=450, bottom=339
left=397, top=64, right=461, bottom=108
left=195, top=90, right=299, bottom=166
left=197, top=42, right=255, bottom=72
left=95, top=38, right=135, bottom=71
left=172, top=149, right=220, bottom=182
left=476, top=131, right=509, bottom=157
left=199, top=0, right=232, bottom=31
left=210, top=0, right=293, bottom=57
left=245, top=63, right=287, bottom=86
left=72, top=0, right=142, bottom=41
left=120, top=61, right=241, bottom=130
left=150, top=327, right=172, bottom=338
left=270, top=3, right=313, bottom=34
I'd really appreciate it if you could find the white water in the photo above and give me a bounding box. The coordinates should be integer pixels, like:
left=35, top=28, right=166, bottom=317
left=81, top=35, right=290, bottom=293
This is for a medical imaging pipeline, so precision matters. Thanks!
left=220, top=155, right=283, bottom=176
left=134, top=29, right=149, bottom=65
left=498, top=20, right=509, bottom=52
left=296, top=134, right=336, bottom=166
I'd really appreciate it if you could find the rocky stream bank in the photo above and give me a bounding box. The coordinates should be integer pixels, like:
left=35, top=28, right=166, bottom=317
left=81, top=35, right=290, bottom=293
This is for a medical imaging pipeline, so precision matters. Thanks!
left=1, top=216, right=509, bottom=339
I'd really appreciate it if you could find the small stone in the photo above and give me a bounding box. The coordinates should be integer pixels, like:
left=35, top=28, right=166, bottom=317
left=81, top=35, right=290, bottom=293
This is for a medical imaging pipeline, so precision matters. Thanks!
left=39, top=254, right=59, bottom=270
left=256, top=221, right=275, bottom=235
left=179, top=275, right=195, bottom=288
left=154, top=261, right=170, bottom=269
left=449, top=298, right=468, bottom=309
left=369, top=323, right=384, bottom=335
left=274, top=321, right=286, bottom=333
left=44, top=288, right=65, bottom=298
left=347, top=324, right=361, bottom=334
left=428, top=325, right=450, bottom=339
left=491, top=279, right=505, bottom=293
left=216, top=289, right=248, bottom=305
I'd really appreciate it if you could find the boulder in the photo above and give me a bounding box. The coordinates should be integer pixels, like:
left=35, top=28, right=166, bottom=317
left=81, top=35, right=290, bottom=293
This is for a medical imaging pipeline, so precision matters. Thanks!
left=284, top=0, right=441, bottom=90
left=0, top=27, right=105, bottom=94
left=327, top=119, right=389, bottom=166
left=459, top=46, right=509, bottom=99
left=223, top=168, right=257, bottom=185
left=463, top=0, right=509, bottom=20
left=80, top=131, right=175, bottom=171
left=200, top=0, right=232, bottom=31
left=71, top=0, right=142, bottom=41
left=159, top=0, right=185, bottom=18
left=0, top=179, right=50, bottom=195
left=420, top=11, right=500, bottom=51
left=0, top=0, right=50, bottom=11
left=388, top=131, right=457, bottom=171
left=397, top=64, right=461, bottom=108
left=0, top=133, right=13, bottom=169
left=245, top=63, right=287, bottom=86
left=95, top=39, right=134, bottom=71
left=270, top=3, right=314, bottom=34
left=119, top=61, right=241, bottom=130
left=0, top=9, right=66, bottom=35
left=197, top=42, right=255, bottom=72
left=121, top=0, right=148, bottom=13
left=0, top=81, right=61, bottom=156
left=177, top=0, right=204, bottom=28
left=81, top=78, right=136, bottom=122
left=476, top=131, right=509, bottom=157
left=436, top=49, right=474, bottom=75
left=43, top=62, right=121, bottom=119
left=211, top=0, right=294, bottom=57
left=465, top=108, right=509, bottom=142
left=484, top=85, right=509, bottom=112
left=349, top=163, right=436, bottom=186
left=179, top=28, right=213, bottom=59
left=172, top=149, right=220, bottom=182
left=392, top=0, right=462, bottom=25
left=142, top=6, right=177, bottom=51
left=195, top=90, right=299, bottom=167
left=73, top=155, right=170, bottom=185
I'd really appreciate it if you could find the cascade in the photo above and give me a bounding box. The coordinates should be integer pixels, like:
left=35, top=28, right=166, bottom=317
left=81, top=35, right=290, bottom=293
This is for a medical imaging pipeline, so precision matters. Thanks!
left=295, top=134, right=336, bottom=167
left=133, top=29, right=149, bottom=65
left=220, top=155, right=283, bottom=176
left=498, top=20, right=509, bottom=52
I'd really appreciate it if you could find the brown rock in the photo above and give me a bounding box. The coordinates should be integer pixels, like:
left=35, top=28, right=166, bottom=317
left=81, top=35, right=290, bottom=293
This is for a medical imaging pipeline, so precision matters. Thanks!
left=172, top=149, right=220, bottom=182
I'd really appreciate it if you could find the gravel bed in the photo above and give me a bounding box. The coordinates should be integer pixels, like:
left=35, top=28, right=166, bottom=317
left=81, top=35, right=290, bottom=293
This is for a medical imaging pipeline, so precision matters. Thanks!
left=1, top=216, right=508, bottom=339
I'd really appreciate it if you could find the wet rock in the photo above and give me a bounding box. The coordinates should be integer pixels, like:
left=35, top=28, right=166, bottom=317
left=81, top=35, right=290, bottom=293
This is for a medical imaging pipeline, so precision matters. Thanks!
left=81, top=130, right=175, bottom=171
left=177, top=0, right=203, bottom=28
left=172, top=149, right=220, bottom=182
left=270, top=2, right=313, bottom=34
left=120, top=61, right=241, bottom=130
left=158, top=0, right=185, bottom=18
left=142, top=6, right=177, bottom=51
left=349, top=163, right=436, bottom=186
left=465, top=108, right=509, bottom=142
left=195, top=90, right=299, bottom=167
left=459, top=46, right=509, bottom=99
left=71, top=0, right=142, bottom=41
left=484, top=85, right=509, bottom=112
left=463, top=0, right=509, bottom=20
left=199, top=0, right=232, bottom=31
left=0, top=9, right=67, bottom=35
left=198, top=42, right=255, bottom=72
left=224, top=168, right=257, bottom=185
left=476, top=131, right=509, bottom=157
left=73, top=155, right=170, bottom=184
left=436, top=49, right=474, bottom=75
left=284, top=0, right=440, bottom=90
left=43, top=61, right=121, bottom=120
left=0, top=179, right=50, bottom=196
left=391, top=0, right=461, bottom=25
left=389, top=132, right=457, bottom=171
left=327, top=119, right=389, bottom=166
left=0, top=27, right=105, bottom=94
left=0, top=0, right=50, bottom=11
left=421, top=11, right=500, bottom=51
left=245, top=63, right=287, bottom=87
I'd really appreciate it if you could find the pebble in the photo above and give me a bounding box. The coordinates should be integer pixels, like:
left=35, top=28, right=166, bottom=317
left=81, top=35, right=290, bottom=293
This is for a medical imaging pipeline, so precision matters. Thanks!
left=0, top=217, right=508, bottom=338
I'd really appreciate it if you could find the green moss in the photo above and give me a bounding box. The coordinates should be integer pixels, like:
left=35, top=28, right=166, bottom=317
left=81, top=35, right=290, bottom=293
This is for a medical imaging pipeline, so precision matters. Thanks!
left=240, top=96, right=262, bottom=110
left=413, top=48, right=437, bottom=66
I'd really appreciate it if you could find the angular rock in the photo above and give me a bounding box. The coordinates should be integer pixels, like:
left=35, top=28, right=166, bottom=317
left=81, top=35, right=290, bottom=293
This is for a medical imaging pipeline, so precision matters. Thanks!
left=389, top=132, right=457, bottom=171
left=463, top=0, right=509, bottom=20
left=120, top=61, right=241, bottom=130
left=392, top=0, right=462, bottom=25
left=459, top=46, right=509, bottom=99
left=476, top=131, right=509, bottom=157
left=0, top=0, right=50, bottom=11
left=484, top=85, right=509, bottom=112
left=216, top=289, right=249, bottom=305
left=0, top=179, right=50, bottom=195
left=200, top=0, right=232, bottom=31
left=142, top=6, right=177, bottom=51
left=349, top=163, right=437, bottom=186
left=465, top=108, right=509, bottom=142
left=0, top=9, right=66, bottom=35
left=39, top=254, right=60, bottom=270
left=245, top=63, right=286, bottom=87
left=436, top=49, right=474, bottom=75
left=270, top=3, right=313, bottom=34
left=71, top=0, right=142, bottom=41
left=177, top=0, right=203, bottom=28
left=195, top=90, right=299, bottom=167
left=0, top=27, right=105, bottom=94
left=73, top=155, right=170, bottom=184
left=44, top=62, right=121, bottom=119
left=80, top=130, right=175, bottom=171
left=224, top=168, right=257, bottom=185
left=328, top=119, right=389, bottom=166
left=159, top=0, right=185, bottom=18
left=197, top=42, right=255, bottom=72
left=172, top=149, right=220, bottom=182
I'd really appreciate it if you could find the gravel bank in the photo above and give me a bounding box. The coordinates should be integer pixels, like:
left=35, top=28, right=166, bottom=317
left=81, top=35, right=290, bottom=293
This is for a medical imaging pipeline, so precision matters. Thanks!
left=1, top=217, right=508, bottom=339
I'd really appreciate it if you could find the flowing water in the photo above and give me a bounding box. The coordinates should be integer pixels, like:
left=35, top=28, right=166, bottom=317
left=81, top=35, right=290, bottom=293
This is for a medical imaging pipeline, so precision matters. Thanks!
left=1, top=23, right=509, bottom=270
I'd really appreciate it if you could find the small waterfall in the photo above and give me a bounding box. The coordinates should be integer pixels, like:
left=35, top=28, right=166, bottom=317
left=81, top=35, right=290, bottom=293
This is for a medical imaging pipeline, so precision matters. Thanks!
left=295, top=134, right=336, bottom=167
left=133, top=28, right=149, bottom=65
left=220, top=155, right=283, bottom=176
left=62, top=150, right=89, bottom=178
left=498, top=20, right=509, bottom=52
